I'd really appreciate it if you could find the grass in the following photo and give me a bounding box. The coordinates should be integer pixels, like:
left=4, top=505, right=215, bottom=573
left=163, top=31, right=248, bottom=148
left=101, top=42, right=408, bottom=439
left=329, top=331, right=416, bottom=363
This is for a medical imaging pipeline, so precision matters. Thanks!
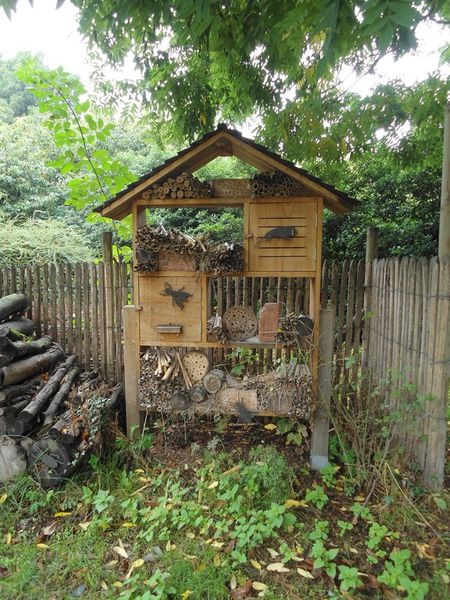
left=0, top=425, right=449, bottom=600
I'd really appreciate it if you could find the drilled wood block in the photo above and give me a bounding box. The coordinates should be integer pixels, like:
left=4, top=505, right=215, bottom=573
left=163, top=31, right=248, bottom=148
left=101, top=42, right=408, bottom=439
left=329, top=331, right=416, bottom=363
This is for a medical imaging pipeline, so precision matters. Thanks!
left=258, top=302, right=280, bottom=342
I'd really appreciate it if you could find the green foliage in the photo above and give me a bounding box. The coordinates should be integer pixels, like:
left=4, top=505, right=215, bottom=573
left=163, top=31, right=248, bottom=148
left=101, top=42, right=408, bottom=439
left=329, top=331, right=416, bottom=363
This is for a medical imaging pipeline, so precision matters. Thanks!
left=0, top=53, right=39, bottom=122
left=40, top=0, right=445, bottom=144
left=338, top=565, right=362, bottom=592
left=304, top=485, right=329, bottom=510
left=0, top=212, right=93, bottom=266
left=378, top=549, right=429, bottom=599
left=310, top=540, right=339, bottom=578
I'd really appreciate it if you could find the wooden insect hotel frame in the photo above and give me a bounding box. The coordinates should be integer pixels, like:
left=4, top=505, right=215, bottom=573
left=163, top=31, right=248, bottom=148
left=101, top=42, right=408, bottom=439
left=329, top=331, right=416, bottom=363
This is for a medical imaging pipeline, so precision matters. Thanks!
left=95, top=125, right=355, bottom=434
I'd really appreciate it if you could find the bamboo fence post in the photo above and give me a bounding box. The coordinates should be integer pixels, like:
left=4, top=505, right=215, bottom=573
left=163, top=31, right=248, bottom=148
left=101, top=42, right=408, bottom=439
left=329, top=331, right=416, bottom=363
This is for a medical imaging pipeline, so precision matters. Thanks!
left=123, top=305, right=140, bottom=436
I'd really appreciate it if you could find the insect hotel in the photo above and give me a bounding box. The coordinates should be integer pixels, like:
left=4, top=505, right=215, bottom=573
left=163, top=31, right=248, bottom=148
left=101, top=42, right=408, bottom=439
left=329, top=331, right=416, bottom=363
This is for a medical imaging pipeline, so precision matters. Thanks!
left=95, top=125, right=355, bottom=435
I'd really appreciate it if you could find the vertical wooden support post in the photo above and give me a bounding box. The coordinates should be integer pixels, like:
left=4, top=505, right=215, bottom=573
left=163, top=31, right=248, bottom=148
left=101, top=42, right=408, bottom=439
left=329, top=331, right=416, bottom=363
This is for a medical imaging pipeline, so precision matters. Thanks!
left=123, top=305, right=140, bottom=436
left=439, top=102, right=450, bottom=260
left=103, top=232, right=115, bottom=381
left=310, top=306, right=335, bottom=470
left=362, top=226, right=379, bottom=370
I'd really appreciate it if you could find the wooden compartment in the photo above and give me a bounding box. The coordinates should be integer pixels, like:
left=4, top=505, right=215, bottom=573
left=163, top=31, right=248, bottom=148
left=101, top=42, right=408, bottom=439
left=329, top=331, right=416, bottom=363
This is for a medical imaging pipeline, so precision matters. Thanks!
left=248, top=199, right=318, bottom=273
left=138, top=275, right=202, bottom=343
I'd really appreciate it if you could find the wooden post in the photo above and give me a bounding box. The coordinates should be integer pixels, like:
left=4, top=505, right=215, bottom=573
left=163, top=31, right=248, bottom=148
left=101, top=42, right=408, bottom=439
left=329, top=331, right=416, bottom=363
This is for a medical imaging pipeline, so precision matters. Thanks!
left=103, top=231, right=115, bottom=381
left=439, top=103, right=450, bottom=260
left=310, top=306, right=335, bottom=470
left=362, top=226, right=379, bottom=369
left=123, top=305, right=141, bottom=436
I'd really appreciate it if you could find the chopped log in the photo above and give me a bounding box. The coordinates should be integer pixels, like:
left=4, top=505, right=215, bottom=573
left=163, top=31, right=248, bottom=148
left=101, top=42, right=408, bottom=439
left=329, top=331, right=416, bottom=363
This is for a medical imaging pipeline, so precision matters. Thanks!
left=0, top=293, right=29, bottom=322
left=48, top=410, right=70, bottom=439
left=0, top=335, right=52, bottom=367
left=7, top=417, right=33, bottom=436
left=0, top=435, right=27, bottom=482
left=3, top=398, right=30, bottom=421
left=0, top=318, right=35, bottom=339
left=15, top=355, right=76, bottom=424
left=0, top=416, right=6, bottom=435
left=203, top=369, right=225, bottom=394
left=105, top=382, right=124, bottom=410
left=0, top=345, right=65, bottom=387
left=171, top=389, right=189, bottom=411
left=43, top=365, right=80, bottom=425
left=0, top=378, right=41, bottom=405
left=188, top=383, right=207, bottom=403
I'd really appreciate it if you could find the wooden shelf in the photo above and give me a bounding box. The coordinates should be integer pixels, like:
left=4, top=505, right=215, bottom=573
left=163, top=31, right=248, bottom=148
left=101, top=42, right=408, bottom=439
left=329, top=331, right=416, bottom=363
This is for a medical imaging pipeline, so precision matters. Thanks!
left=138, top=338, right=286, bottom=350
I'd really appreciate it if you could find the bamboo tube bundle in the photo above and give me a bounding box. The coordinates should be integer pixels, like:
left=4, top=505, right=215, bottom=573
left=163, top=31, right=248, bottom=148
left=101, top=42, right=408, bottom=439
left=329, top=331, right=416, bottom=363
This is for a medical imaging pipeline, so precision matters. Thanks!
left=135, top=225, right=244, bottom=275
left=251, top=171, right=310, bottom=197
left=141, top=172, right=212, bottom=200
left=206, top=314, right=227, bottom=344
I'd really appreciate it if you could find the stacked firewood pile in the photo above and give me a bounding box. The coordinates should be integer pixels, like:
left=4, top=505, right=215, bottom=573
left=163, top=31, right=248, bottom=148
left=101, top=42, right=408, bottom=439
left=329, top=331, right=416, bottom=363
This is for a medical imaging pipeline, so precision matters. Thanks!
left=142, top=172, right=212, bottom=200
left=0, top=293, right=123, bottom=487
left=135, top=225, right=244, bottom=274
left=251, top=171, right=310, bottom=197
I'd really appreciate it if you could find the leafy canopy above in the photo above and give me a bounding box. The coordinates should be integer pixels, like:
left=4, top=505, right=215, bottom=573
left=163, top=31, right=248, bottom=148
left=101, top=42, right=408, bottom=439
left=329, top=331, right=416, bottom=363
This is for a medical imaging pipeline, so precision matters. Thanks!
left=2, top=0, right=448, bottom=144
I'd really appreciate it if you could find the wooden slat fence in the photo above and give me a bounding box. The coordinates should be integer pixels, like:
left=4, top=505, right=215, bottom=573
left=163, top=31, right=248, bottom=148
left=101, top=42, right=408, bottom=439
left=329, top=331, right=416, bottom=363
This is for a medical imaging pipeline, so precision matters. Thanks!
left=0, top=255, right=447, bottom=483
left=0, top=260, right=130, bottom=384
left=365, top=257, right=449, bottom=484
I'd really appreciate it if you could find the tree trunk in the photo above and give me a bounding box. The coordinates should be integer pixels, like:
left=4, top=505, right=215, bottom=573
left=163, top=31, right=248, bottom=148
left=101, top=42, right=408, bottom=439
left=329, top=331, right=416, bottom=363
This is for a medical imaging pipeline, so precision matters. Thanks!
left=16, top=355, right=76, bottom=424
left=0, top=345, right=65, bottom=387
left=0, top=293, right=29, bottom=322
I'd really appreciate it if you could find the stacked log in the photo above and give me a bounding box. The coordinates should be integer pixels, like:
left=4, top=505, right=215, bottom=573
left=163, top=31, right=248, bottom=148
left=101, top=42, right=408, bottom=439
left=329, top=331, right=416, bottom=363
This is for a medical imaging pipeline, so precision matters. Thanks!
left=135, top=225, right=244, bottom=274
left=251, top=171, right=311, bottom=197
left=141, top=172, right=212, bottom=200
left=0, top=293, right=123, bottom=486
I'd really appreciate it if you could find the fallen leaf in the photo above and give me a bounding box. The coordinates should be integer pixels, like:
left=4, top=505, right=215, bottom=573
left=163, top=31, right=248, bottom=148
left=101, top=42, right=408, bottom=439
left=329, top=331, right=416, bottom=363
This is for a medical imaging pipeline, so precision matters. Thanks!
left=185, top=532, right=195, bottom=539
left=250, top=559, right=262, bottom=570
left=36, top=543, right=50, bottom=550
left=79, top=522, right=91, bottom=531
left=214, top=554, right=221, bottom=566
left=100, top=582, right=108, bottom=591
left=267, top=548, right=279, bottom=558
left=230, top=574, right=237, bottom=590
left=231, top=580, right=253, bottom=599
left=223, top=465, right=241, bottom=476
left=0, top=493, right=7, bottom=505
left=211, top=541, right=225, bottom=548
left=106, top=560, right=118, bottom=567
left=416, top=543, right=435, bottom=560
left=113, top=546, right=129, bottom=559
left=134, top=468, right=145, bottom=474
left=112, top=581, right=122, bottom=588
left=42, top=522, right=58, bottom=537
left=70, top=584, right=86, bottom=597
left=355, top=496, right=366, bottom=502
left=284, top=499, right=305, bottom=509
left=252, top=581, right=267, bottom=591
left=264, top=423, right=277, bottom=431
left=208, top=481, right=219, bottom=490
left=181, top=592, right=193, bottom=600
left=121, top=522, right=137, bottom=528
left=267, top=562, right=290, bottom=573
left=297, top=567, right=314, bottom=579
left=54, top=512, right=72, bottom=518
left=224, top=540, right=236, bottom=554
left=131, top=559, right=144, bottom=569
left=5, top=533, right=12, bottom=545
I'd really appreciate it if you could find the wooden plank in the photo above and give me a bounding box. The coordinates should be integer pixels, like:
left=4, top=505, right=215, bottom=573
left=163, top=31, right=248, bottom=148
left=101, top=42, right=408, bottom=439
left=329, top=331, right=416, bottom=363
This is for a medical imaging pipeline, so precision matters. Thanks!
left=73, top=263, right=83, bottom=366
left=25, top=266, right=33, bottom=319
left=103, top=232, right=116, bottom=381
left=114, top=262, right=123, bottom=382
left=42, top=264, right=49, bottom=335
left=32, top=264, right=41, bottom=338
left=90, top=263, right=99, bottom=372
left=98, top=262, right=107, bottom=378
left=82, top=262, right=91, bottom=372
left=123, top=306, right=141, bottom=435
left=352, top=260, right=364, bottom=383
left=66, top=263, right=74, bottom=355
left=49, top=263, right=58, bottom=341
left=57, top=263, right=66, bottom=351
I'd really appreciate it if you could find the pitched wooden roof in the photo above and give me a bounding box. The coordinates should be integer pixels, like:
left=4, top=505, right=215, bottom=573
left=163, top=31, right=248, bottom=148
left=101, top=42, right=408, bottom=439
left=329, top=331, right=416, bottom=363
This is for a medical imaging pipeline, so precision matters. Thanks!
left=95, top=124, right=356, bottom=218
